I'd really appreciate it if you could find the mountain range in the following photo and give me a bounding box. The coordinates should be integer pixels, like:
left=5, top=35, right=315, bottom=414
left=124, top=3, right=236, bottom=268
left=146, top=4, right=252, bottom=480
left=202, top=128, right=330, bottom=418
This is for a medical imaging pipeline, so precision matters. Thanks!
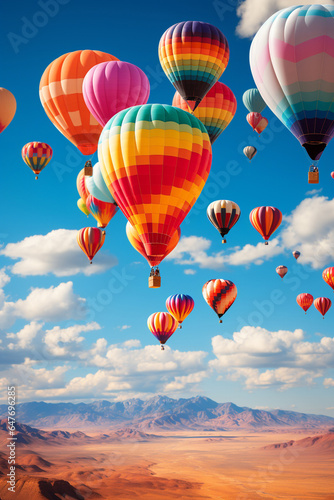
left=1, top=396, right=334, bottom=431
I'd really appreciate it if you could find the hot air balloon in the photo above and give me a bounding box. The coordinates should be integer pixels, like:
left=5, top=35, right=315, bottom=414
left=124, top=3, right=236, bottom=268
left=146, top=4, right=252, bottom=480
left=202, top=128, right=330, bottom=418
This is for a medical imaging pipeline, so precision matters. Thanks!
left=331, top=172, right=334, bottom=179
left=0, top=88, right=16, bottom=133
left=276, top=265, right=288, bottom=279
left=77, top=227, right=105, bottom=263
left=246, top=112, right=264, bottom=131
left=77, top=198, right=90, bottom=217
left=250, top=4, right=334, bottom=164
left=166, top=294, right=194, bottom=328
left=22, top=142, right=52, bottom=179
left=322, top=267, right=334, bottom=292
left=85, top=195, right=118, bottom=228
left=85, top=162, right=116, bottom=203
left=250, top=206, right=282, bottom=245
left=77, top=168, right=90, bottom=204
left=296, top=293, right=313, bottom=314
left=242, top=88, right=266, bottom=113
left=172, top=81, right=237, bottom=144
left=39, top=50, right=119, bottom=155
left=126, top=222, right=180, bottom=268
left=202, top=279, right=237, bottom=323
left=83, top=61, right=150, bottom=127
left=293, top=251, right=301, bottom=260
left=207, top=200, right=241, bottom=243
left=243, top=146, right=257, bottom=161
left=159, top=21, right=229, bottom=110
left=98, top=104, right=212, bottom=277
left=147, top=312, right=178, bottom=350
left=314, top=297, right=331, bottom=318
left=254, top=117, right=268, bottom=134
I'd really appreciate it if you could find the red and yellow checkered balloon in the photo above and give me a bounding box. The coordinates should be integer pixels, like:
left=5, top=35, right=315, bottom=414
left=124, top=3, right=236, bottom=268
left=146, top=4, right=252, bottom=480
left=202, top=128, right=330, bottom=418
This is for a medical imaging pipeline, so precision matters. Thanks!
left=22, top=142, right=52, bottom=179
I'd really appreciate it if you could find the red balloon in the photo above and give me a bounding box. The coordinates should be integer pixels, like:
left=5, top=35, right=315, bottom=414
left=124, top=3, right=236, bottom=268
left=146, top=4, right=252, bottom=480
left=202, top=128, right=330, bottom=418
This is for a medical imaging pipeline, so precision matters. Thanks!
left=77, top=227, right=105, bottom=263
left=276, top=265, right=288, bottom=279
left=250, top=206, right=282, bottom=244
left=296, top=293, right=313, bottom=313
left=246, top=112, right=268, bottom=133
left=314, top=297, right=331, bottom=318
left=331, top=172, right=334, bottom=179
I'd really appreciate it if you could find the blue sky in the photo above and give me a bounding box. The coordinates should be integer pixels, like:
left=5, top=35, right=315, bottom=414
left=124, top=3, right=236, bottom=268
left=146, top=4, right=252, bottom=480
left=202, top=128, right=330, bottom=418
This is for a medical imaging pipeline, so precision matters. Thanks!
left=1, top=0, right=334, bottom=416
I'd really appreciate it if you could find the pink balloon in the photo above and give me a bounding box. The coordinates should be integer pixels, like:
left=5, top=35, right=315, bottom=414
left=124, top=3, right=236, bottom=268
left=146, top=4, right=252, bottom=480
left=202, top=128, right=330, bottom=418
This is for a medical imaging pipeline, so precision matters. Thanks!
left=331, top=172, right=334, bottom=179
left=83, top=61, right=150, bottom=127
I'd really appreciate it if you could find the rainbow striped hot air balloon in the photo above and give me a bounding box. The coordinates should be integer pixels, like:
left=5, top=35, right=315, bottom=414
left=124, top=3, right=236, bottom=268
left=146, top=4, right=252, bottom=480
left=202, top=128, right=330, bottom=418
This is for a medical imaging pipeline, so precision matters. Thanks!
left=22, top=142, right=52, bottom=179
left=98, top=104, right=212, bottom=270
left=166, top=294, right=194, bottom=328
left=250, top=4, right=334, bottom=163
left=77, top=227, right=105, bottom=263
left=250, top=206, right=282, bottom=245
left=172, top=82, right=237, bottom=144
left=85, top=195, right=118, bottom=229
left=159, top=21, right=229, bottom=110
left=147, top=312, right=178, bottom=350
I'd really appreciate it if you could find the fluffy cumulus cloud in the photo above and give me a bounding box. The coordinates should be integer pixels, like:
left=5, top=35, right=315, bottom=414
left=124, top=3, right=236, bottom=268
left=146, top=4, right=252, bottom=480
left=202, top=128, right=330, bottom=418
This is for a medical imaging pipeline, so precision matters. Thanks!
left=0, top=229, right=117, bottom=277
left=167, top=236, right=283, bottom=270
left=210, top=326, right=334, bottom=389
left=0, top=281, right=86, bottom=329
left=281, top=196, right=334, bottom=269
left=235, top=0, right=333, bottom=38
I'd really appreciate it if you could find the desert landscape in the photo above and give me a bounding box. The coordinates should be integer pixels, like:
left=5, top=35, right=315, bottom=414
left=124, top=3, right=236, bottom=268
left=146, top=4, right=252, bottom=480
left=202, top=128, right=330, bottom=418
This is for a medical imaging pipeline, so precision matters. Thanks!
left=0, top=397, right=333, bottom=499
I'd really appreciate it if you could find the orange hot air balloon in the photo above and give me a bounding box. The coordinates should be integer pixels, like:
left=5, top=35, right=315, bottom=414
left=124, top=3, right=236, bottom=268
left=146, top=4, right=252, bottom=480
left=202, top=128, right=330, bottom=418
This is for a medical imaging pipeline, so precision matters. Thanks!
left=99, top=104, right=211, bottom=266
left=77, top=227, right=105, bottom=263
left=250, top=206, right=282, bottom=245
left=22, top=142, right=53, bottom=179
left=147, top=312, right=178, bottom=350
left=77, top=168, right=90, bottom=204
left=322, top=267, right=334, bottom=292
left=39, top=50, right=119, bottom=155
left=296, top=293, right=313, bottom=314
left=314, top=297, right=331, bottom=318
left=126, top=222, right=180, bottom=267
left=202, top=279, right=237, bottom=323
left=172, top=82, right=237, bottom=144
left=246, top=112, right=268, bottom=134
left=276, top=265, right=288, bottom=279
left=86, top=195, right=118, bottom=228
left=254, top=117, right=268, bottom=134
left=0, top=88, right=16, bottom=133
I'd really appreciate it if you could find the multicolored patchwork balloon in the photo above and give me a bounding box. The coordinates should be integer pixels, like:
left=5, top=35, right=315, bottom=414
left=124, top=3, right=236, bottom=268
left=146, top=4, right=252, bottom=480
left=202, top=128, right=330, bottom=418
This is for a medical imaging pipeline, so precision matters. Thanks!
left=40, top=50, right=118, bottom=155
left=126, top=222, right=180, bottom=268
left=83, top=61, right=150, bottom=127
left=77, top=227, right=105, bottom=263
left=207, top=200, right=241, bottom=243
left=98, top=104, right=212, bottom=263
left=86, top=195, right=118, bottom=228
left=242, top=88, right=266, bottom=113
left=202, top=279, right=237, bottom=323
left=172, top=82, right=237, bottom=144
left=296, top=293, right=313, bottom=314
left=250, top=206, right=282, bottom=244
left=147, top=312, right=178, bottom=350
left=314, top=297, right=331, bottom=318
left=250, top=4, right=334, bottom=161
left=159, top=21, right=229, bottom=110
left=22, top=142, right=52, bottom=179
left=166, top=294, right=194, bottom=328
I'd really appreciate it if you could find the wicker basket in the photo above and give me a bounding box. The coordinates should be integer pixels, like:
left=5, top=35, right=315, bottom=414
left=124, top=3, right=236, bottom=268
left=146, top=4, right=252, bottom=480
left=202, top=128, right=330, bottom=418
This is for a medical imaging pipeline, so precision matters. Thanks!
left=308, top=171, right=319, bottom=184
left=149, top=275, right=161, bottom=288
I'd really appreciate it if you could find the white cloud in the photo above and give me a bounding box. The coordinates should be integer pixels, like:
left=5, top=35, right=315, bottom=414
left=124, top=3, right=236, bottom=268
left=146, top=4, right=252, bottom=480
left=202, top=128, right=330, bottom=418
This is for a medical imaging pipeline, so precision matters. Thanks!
left=236, top=1, right=333, bottom=38
left=324, top=378, right=334, bottom=388
left=44, top=322, right=100, bottom=356
left=0, top=282, right=86, bottom=328
left=184, top=269, right=197, bottom=275
left=1, top=229, right=117, bottom=277
left=210, top=326, right=334, bottom=389
left=7, top=322, right=44, bottom=350
left=119, top=325, right=131, bottom=331
left=281, top=196, right=334, bottom=269
left=306, top=188, right=323, bottom=196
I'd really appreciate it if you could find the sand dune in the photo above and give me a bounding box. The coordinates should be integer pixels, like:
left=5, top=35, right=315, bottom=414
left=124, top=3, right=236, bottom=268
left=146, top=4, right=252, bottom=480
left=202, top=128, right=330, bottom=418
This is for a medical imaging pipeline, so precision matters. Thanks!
left=263, top=432, right=334, bottom=451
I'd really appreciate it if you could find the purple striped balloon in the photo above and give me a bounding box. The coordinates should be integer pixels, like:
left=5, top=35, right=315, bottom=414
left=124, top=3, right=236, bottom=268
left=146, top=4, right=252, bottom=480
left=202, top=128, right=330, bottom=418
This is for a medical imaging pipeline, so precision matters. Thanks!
left=166, top=294, right=194, bottom=328
left=83, top=61, right=150, bottom=127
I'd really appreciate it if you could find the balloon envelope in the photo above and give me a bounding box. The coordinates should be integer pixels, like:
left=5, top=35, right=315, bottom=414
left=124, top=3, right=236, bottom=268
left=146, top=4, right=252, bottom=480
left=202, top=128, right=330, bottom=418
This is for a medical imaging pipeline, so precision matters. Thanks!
left=0, top=88, right=16, bottom=133
left=242, top=88, right=266, bottom=113
left=40, top=50, right=119, bottom=155
left=166, top=294, right=194, bottom=326
left=147, top=312, right=178, bottom=346
left=250, top=4, right=334, bottom=161
left=250, top=206, right=282, bottom=243
left=202, top=279, right=237, bottom=322
left=296, top=293, right=313, bottom=313
left=85, top=162, right=115, bottom=203
left=276, top=265, right=288, bottom=278
left=86, top=195, right=118, bottom=228
left=98, top=104, right=212, bottom=261
left=322, top=267, right=334, bottom=292
left=159, top=21, right=229, bottom=109
left=293, top=251, right=301, bottom=260
left=22, top=142, right=52, bottom=177
left=83, top=61, right=150, bottom=127
left=314, top=297, right=331, bottom=318
left=77, top=168, right=90, bottom=204
left=172, top=82, right=237, bottom=144
left=207, top=200, right=240, bottom=242
left=243, top=146, right=257, bottom=161
left=77, top=227, right=105, bottom=262
left=77, top=198, right=90, bottom=216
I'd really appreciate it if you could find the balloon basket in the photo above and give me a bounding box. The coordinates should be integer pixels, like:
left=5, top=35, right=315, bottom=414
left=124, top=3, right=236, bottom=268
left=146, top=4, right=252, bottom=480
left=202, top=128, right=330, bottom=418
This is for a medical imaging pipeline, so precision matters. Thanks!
left=35, top=175, right=38, bottom=180
left=308, top=171, right=319, bottom=184
left=222, top=239, right=226, bottom=244
left=179, top=324, right=182, bottom=329
left=149, top=275, right=161, bottom=288
left=219, top=319, right=222, bottom=324
left=84, top=160, right=93, bottom=176
left=161, top=345, right=165, bottom=351
left=265, top=241, right=269, bottom=245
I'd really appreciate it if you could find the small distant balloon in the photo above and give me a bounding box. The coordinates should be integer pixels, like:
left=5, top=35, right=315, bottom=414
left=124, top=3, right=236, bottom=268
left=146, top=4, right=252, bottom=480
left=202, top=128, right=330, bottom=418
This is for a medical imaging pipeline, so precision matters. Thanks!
left=296, top=293, right=313, bottom=314
left=207, top=200, right=241, bottom=243
left=243, top=146, right=257, bottom=161
left=293, top=251, right=300, bottom=260
left=22, top=142, right=52, bottom=180
left=276, top=265, right=288, bottom=279
left=147, top=312, right=178, bottom=350
left=77, top=227, right=105, bottom=263
left=242, top=88, right=266, bottom=113
left=314, top=297, right=331, bottom=318
left=331, top=172, right=334, bottom=179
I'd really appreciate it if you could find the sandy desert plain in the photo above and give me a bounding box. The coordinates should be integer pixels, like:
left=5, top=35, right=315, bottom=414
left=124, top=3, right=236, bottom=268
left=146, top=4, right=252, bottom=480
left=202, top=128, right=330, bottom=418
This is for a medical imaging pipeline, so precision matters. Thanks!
left=0, top=426, right=333, bottom=500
